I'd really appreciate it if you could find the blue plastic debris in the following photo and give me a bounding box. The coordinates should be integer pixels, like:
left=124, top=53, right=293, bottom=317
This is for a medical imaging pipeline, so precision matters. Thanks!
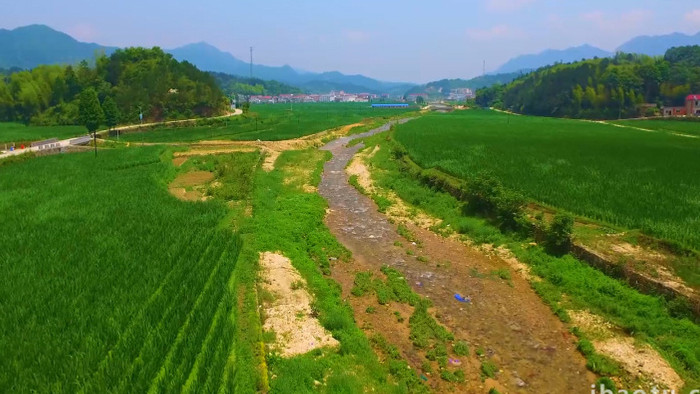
left=454, top=294, right=471, bottom=303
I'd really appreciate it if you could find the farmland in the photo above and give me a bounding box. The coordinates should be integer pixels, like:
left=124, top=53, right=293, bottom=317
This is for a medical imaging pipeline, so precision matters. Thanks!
left=0, top=147, right=245, bottom=392
left=612, top=119, right=700, bottom=137
left=0, top=122, right=87, bottom=144
left=392, top=110, right=700, bottom=252
left=0, top=135, right=419, bottom=392
left=115, top=103, right=414, bottom=143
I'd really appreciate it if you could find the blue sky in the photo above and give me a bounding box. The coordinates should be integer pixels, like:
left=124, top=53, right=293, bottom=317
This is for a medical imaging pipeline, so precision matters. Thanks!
left=3, top=0, right=700, bottom=83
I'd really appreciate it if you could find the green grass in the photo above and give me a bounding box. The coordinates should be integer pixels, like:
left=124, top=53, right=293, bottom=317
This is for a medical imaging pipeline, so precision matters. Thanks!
left=116, top=103, right=415, bottom=143
left=612, top=119, right=700, bottom=136
left=480, top=361, right=498, bottom=379
left=0, top=122, right=87, bottom=144
left=182, top=152, right=259, bottom=201
left=0, top=146, right=245, bottom=392
left=393, top=110, right=700, bottom=252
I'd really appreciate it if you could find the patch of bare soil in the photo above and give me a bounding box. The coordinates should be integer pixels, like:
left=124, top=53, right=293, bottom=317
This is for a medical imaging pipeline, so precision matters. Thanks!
left=570, top=310, right=684, bottom=390
left=168, top=171, right=214, bottom=202
left=172, top=157, right=188, bottom=167
left=170, top=171, right=215, bottom=187
left=482, top=244, right=536, bottom=282
left=189, top=122, right=367, bottom=172
left=587, top=236, right=698, bottom=299
left=596, top=338, right=683, bottom=391
left=258, top=252, right=339, bottom=357
left=346, top=149, right=441, bottom=230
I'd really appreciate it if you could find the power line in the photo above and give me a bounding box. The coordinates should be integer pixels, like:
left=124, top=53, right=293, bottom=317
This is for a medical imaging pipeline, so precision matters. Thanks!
left=250, top=47, right=253, bottom=79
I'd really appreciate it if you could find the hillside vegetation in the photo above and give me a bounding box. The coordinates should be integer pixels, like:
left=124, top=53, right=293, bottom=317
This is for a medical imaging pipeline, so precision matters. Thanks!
left=405, top=72, right=521, bottom=99
left=477, top=46, right=700, bottom=119
left=0, top=47, right=227, bottom=126
left=211, top=72, right=303, bottom=97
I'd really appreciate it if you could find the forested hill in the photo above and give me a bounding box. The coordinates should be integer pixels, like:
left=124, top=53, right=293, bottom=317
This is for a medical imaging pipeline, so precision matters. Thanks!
left=210, top=72, right=303, bottom=96
left=0, top=47, right=228, bottom=125
left=405, top=72, right=522, bottom=98
left=476, top=46, right=700, bottom=119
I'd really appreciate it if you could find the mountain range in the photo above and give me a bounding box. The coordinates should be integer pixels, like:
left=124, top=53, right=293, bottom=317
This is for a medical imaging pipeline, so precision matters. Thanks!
left=0, top=25, right=117, bottom=69
left=494, top=31, right=700, bottom=74
left=3, top=24, right=700, bottom=96
left=169, top=42, right=413, bottom=95
left=0, top=25, right=413, bottom=95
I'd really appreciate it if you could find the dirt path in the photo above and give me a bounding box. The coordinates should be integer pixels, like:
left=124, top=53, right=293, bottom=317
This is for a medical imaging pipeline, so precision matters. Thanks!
left=318, top=121, right=593, bottom=393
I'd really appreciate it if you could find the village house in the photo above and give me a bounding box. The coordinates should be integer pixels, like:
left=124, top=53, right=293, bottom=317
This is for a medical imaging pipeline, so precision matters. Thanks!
left=663, top=95, right=700, bottom=117
left=407, top=93, right=428, bottom=103
left=686, top=94, right=700, bottom=116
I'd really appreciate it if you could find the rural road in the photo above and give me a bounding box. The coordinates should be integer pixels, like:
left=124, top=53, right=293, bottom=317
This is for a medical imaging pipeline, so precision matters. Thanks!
left=318, top=120, right=592, bottom=392
left=0, top=109, right=244, bottom=160
left=0, top=135, right=92, bottom=160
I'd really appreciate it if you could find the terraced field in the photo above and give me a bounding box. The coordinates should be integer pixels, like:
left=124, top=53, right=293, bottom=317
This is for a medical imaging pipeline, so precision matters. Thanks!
left=0, top=147, right=243, bottom=392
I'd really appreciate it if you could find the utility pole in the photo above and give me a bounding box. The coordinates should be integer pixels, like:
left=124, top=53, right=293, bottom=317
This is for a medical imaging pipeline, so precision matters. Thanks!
left=250, top=47, right=253, bottom=79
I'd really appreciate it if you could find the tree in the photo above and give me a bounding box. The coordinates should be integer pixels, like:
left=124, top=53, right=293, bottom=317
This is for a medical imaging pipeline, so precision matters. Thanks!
left=416, top=96, right=426, bottom=105
left=79, top=88, right=104, bottom=156
left=102, top=96, right=120, bottom=131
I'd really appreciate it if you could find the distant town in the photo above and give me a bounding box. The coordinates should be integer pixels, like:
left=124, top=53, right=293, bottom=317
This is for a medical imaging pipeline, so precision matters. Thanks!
left=245, top=88, right=475, bottom=104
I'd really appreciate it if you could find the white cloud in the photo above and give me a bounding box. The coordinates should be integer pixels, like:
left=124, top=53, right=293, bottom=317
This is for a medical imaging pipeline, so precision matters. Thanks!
left=486, top=0, right=535, bottom=12
left=466, top=25, right=518, bottom=41
left=685, top=9, right=700, bottom=25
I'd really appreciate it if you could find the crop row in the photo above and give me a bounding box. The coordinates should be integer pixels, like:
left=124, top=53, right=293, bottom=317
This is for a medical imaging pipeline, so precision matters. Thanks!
left=0, top=147, right=242, bottom=392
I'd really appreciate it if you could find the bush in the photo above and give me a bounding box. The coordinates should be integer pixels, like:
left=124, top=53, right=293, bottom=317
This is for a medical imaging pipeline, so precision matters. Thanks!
left=462, top=174, right=527, bottom=233
left=545, top=213, right=574, bottom=256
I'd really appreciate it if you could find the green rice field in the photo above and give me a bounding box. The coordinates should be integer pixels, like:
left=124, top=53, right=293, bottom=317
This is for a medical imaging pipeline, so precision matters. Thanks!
left=0, top=147, right=244, bottom=392
left=116, top=103, right=415, bottom=143
left=612, top=119, right=700, bottom=137
left=0, top=122, right=87, bottom=144
left=393, top=110, right=700, bottom=251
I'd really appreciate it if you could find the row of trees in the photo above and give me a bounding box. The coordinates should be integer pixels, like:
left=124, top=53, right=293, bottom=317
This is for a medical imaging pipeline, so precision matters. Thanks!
left=0, top=47, right=228, bottom=126
left=476, top=46, right=700, bottom=119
